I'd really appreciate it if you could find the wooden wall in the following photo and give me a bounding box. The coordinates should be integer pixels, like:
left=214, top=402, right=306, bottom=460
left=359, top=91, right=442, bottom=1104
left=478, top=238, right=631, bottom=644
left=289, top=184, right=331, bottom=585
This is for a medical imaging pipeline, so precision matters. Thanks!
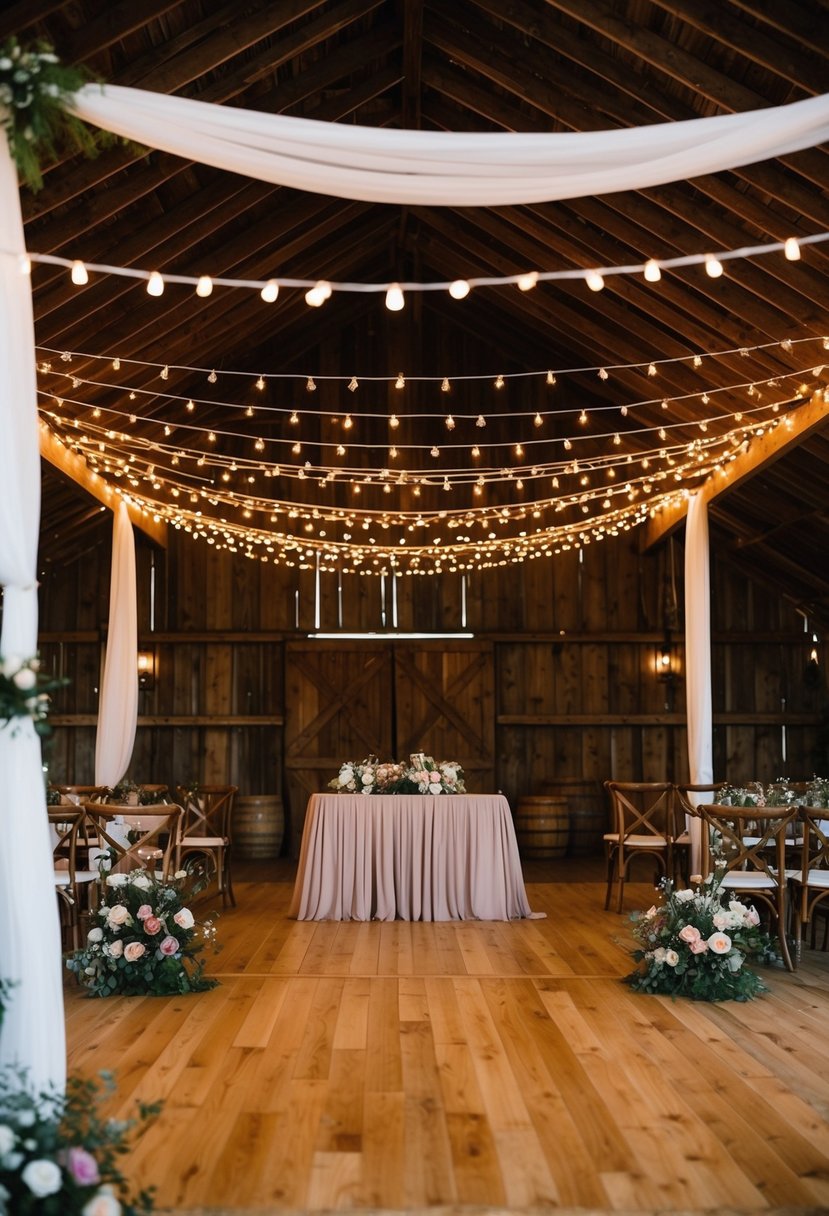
left=35, top=519, right=826, bottom=854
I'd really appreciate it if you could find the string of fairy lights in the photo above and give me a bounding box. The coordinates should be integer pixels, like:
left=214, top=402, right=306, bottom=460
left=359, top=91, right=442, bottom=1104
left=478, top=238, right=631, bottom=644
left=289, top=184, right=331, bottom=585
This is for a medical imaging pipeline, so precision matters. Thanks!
left=35, top=327, right=829, bottom=574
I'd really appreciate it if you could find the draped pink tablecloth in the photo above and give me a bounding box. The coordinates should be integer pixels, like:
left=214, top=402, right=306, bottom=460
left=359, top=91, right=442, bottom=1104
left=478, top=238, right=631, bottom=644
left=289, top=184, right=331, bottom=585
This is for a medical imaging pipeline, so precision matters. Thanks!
left=288, top=792, right=537, bottom=921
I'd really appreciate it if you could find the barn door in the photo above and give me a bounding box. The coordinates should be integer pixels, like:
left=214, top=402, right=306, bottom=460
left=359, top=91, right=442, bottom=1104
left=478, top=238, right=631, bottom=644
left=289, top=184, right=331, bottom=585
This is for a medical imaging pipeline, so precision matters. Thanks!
left=394, top=642, right=495, bottom=793
left=284, top=641, right=394, bottom=854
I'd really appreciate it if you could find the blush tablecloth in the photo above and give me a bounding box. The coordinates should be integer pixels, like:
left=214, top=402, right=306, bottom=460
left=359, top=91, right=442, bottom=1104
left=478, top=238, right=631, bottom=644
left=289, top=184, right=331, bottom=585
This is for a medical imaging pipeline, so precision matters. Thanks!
left=288, top=792, right=538, bottom=921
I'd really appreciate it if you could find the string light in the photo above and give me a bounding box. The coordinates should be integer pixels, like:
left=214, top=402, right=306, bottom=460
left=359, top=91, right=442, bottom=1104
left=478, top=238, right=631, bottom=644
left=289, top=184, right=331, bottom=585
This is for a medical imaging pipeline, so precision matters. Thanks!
left=348, top=377, right=358, bottom=392
left=517, top=271, right=538, bottom=291
left=643, top=259, right=661, bottom=282
left=449, top=279, right=470, bottom=299
left=160, top=365, right=169, bottom=381
left=305, top=281, right=331, bottom=307
left=389, top=414, right=400, bottom=429
left=70, top=260, right=88, bottom=286
left=395, top=373, right=405, bottom=390
left=445, top=415, right=455, bottom=430
left=546, top=371, right=556, bottom=386
left=705, top=255, right=724, bottom=278
left=533, top=413, right=543, bottom=428
left=260, top=279, right=279, bottom=303
left=146, top=271, right=164, bottom=296
left=196, top=275, right=213, bottom=297
left=306, top=377, right=316, bottom=392
left=494, top=375, right=504, bottom=389
left=585, top=270, right=604, bottom=292
left=385, top=282, right=405, bottom=311
left=256, top=376, right=265, bottom=391
left=784, top=237, right=801, bottom=261
left=441, top=377, right=451, bottom=393
left=207, top=369, right=217, bottom=384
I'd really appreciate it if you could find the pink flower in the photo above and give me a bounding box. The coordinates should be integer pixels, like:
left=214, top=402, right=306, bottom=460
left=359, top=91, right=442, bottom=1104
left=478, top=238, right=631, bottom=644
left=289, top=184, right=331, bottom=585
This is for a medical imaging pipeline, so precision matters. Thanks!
left=123, top=942, right=146, bottom=962
left=689, top=938, right=708, bottom=954
left=746, top=906, right=761, bottom=926
left=707, top=931, right=732, bottom=954
left=143, top=915, right=162, bottom=936
left=136, top=904, right=153, bottom=920
left=67, top=1146, right=100, bottom=1186
left=159, top=935, right=180, bottom=956
left=678, top=924, right=701, bottom=944
left=429, top=771, right=441, bottom=783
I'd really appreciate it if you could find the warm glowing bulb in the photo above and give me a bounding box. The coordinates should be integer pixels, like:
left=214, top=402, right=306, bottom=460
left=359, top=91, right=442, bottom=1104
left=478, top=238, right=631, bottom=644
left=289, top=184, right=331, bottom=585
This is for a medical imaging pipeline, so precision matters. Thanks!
left=306, top=377, right=316, bottom=392
left=112, top=358, right=121, bottom=371
left=579, top=409, right=588, bottom=425
left=441, top=377, right=450, bottom=393
left=385, top=282, right=405, bottom=311
left=147, top=271, right=164, bottom=296
left=494, top=375, right=504, bottom=389
left=389, top=414, right=399, bottom=428
left=476, top=415, right=486, bottom=428
left=290, top=411, right=299, bottom=424
left=186, top=399, right=195, bottom=412
left=70, top=260, right=88, bottom=285
left=395, top=373, right=405, bottom=389
left=196, top=275, right=213, bottom=297
left=160, top=365, right=169, bottom=380
left=260, top=279, right=279, bottom=303
left=343, top=414, right=353, bottom=430
left=705, top=255, right=723, bottom=278
left=643, top=258, right=661, bottom=282
left=348, top=377, right=358, bottom=392
left=784, top=237, right=801, bottom=261
left=208, top=369, right=217, bottom=384
left=585, top=269, right=604, bottom=292
left=546, top=370, right=556, bottom=386
left=445, top=415, right=455, bottom=430
left=305, top=281, right=331, bottom=307
left=517, top=271, right=538, bottom=291
left=449, top=279, right=470, bottom=299
left=533, top=412, right=543, bottom=428
left=255, top=375, right=265, bottom=391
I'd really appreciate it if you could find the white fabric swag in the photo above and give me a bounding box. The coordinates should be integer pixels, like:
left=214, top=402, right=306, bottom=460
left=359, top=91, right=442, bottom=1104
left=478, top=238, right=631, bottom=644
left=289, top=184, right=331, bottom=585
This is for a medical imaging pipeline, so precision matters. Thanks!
left=94, top=501, right=138, bottom=788
left=3, top=81, right=828, bottom=1092
left=70, top=86, right=829, bottom=206
left=684, top=492, right=714, bottom=875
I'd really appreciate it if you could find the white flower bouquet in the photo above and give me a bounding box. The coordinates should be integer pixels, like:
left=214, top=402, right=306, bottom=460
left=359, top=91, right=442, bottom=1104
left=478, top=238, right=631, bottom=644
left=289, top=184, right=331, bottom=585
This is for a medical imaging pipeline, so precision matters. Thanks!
left=328, top=755, right=465, bottom=795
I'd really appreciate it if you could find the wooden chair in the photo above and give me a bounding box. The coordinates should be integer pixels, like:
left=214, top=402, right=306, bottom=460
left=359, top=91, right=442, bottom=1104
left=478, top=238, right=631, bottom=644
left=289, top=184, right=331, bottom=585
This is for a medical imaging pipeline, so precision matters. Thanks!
left=83, top=803, right=182, bottom=881
left=673, top=782, right=728, bottom=883
left=698, top=803, right=798, bottom=972
left=49, top=808, right=99, bottom=949
left=603, top=781, right=676, bottom=913
left=174, top=784, right=238, bottom=905
left=789, top=807, right=829, bottom=962
left=53, top=784, right=108, bottom=804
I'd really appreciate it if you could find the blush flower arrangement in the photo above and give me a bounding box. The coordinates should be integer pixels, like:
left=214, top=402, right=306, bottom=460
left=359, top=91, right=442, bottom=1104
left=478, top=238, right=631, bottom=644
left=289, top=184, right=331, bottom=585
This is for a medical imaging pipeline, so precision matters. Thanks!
left=328, top=754, right=465, bottom=795
left=626, top=867, right=779, bottom=1001
left=0, top=1064, right=160, bottom=1216
left=66, top=868, right=218, bottom=998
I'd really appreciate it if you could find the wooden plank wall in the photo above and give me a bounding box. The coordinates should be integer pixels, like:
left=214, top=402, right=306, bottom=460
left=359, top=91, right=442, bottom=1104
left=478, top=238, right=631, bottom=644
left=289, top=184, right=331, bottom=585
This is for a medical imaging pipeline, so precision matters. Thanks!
left=36, top=520, right=826, bottom=853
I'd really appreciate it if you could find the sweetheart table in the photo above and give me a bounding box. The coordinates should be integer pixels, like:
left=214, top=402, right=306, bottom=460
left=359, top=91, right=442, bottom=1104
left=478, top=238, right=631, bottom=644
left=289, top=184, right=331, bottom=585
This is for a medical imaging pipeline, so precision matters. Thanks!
left=288, top=792, right=539, bottom=922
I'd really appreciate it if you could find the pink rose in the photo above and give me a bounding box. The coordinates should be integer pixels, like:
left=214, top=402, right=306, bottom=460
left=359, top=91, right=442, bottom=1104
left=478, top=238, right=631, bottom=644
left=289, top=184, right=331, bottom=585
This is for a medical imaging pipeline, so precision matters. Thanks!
left=106, top=905, right=130, bottom=928
left=689, top=938, right=708, bottom=954
left=159, top=935, right=180, bottom=956
left=747, top=906, right=761, bottom=926
left=707, top=931, right=732, bottom=955
left=67, top=1146, right=100, bottom=1186
left=106, top=939, right=123, bottom=959
left=678, top=924, right=700, bottom=944
left=124, top=942, right=146, bottom=962
left=143, top=916, right=162, bottom=936
left=136, top=904, right=153, bottom=920
left=429, top=771, right=441, bottom=783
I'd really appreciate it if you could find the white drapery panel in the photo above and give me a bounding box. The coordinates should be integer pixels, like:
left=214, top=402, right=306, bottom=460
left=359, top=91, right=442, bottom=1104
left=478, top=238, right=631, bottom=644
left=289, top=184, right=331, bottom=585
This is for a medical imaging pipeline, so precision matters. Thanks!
left=684, top=493, right=714, bottom=875
left=70, top=86, right=829, bottom=206
left=0, top=141, right=66, bottom=1092
left=94, top=501, right=138, bottom=788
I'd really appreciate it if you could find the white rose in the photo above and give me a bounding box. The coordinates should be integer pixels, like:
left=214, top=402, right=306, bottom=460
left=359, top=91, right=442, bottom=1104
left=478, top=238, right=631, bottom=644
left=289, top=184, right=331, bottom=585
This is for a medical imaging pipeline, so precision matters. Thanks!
left=22, top=1158, right=62, bottom=1197
left=12, top=667, right=37, bottom=690
left=87, top=927, right=104, bottom=943
left=174, top=870, right=187, bottom=879
left=82, top=1186, right=123, bottom=1216
left=664, top=949, right=679, bottom=967
left=16, top=1111, right=35, bottom=1128
left=0, top=1124, right=15, bottom=1154
left=0, top=57, right=13, bottom=70
left=173, top=907, right=194, bottom=930
left=106, top=905, right=131, bottom=928
left=130, top=873, right=152, bottom=890
left=107, top=938, right=124, bottom=958
left=106, top=873, right=128, bottom=887
left=674, top=889, right=695, bottom=903
left=339, top=766, right=354, bottom=784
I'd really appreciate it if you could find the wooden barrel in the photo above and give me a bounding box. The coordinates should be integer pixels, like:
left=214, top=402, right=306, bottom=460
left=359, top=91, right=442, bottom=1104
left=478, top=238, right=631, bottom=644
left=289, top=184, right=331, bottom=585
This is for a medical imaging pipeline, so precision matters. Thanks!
left=541, top=779, right=607, bottom=856
left=233, top=795, right=285, bottom=859
left=514, top=795, right=570, bottom=859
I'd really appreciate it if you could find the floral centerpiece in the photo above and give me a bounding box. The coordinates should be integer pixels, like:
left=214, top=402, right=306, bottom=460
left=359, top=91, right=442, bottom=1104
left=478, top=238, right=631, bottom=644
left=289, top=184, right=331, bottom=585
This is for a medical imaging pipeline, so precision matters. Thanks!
left=625, top=867, right=779, bottom=1001
left=0, top=655, right=67, bottom=739
left=328, top=754, right=465, bottom=795
left=66, top=867, right=218, bottom=998
left=0, top=1064, right=159, bottom=1215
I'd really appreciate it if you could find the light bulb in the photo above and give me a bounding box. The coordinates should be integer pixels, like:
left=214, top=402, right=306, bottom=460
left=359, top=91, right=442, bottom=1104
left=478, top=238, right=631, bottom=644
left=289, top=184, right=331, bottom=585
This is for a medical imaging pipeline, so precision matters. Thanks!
left=643, top=258, right=661, bottom=282
left=343, top=414, right=353, bottom=430
left=494, top=374, right=504, bottom=389
left=476, top=415, right=486, bottom=428
left=598, top=367, right=608, bottom=380
left=389, top=414, right=399, bottom=428
left=196, top=275, right=213, bottom=297
left=784, top=237, right=801, bottom=261
left=647, top=363, right=657, bottom=376
left=147, top=271, right=164, bottom=296
left=533, top=412, right=543, bottom=428
left=290, top=410, right=299, bottom=423
left=112, top=358, right=121, bottom=371
left=445, top=415, right=455, bottom=430
left=704, top=255, right=723, bottom=278
left=186, top=399, right=195, bottom=412
left=441, top=377, right=450, bottom=393
left=255, top=375, right=265, bottom=391
left=305, top=281, right=331, bottom=307
left=348, top=377, right=358, bottom=392
left=585, top=269, right=604, bottom=292
left=70, top=260, right=88, bottom=285
left=395, top=373, right=405, bottom=389
left=385, top=282, right=405, bottom=311
left=517, top=271, right=538, bottom=291
left=160, top=365, right=169, bottom=380
left=306, top=377, right=316, bottom=391
left=546, top=370, right=556, bottom=386
left=449, top=279, right=470, bottom=299
left=260, top=279, right=279, bottom=302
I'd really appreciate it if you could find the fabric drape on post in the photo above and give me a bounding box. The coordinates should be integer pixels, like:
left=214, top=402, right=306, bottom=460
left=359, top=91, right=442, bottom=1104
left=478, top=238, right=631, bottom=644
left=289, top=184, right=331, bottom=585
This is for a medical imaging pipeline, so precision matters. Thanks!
left=94, top=501, right=138, bottom=788
left=684, top=493, right=714, bottom=874
left=0, top=141, right=65, bottom=1092
left=69, top=87, right=829, bottom=206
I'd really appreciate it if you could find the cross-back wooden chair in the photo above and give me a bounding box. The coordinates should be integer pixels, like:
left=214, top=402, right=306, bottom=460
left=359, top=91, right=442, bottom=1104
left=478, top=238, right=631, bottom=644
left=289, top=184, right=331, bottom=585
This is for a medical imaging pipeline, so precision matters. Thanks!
left=174, top=784, right=238, bottom=905
left=789, top=807, right=829, bottom=962
left=53, top=784, right=109, bottom=804
left=603, top=781, right=676, bottom=912
left=673, top=782, right=728, bottom=883
left=698, top=803, right=798, bottom=972
left=49, top=808, right=99, bottom=950
left=83, top=803, right=182, bottom=881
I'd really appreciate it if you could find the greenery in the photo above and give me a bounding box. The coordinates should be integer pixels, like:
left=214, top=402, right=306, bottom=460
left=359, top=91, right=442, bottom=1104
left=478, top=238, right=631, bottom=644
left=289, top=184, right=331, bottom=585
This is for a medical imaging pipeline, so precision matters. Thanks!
left=66, top=866, right=219, bottom=998
left=0, top=1065, right=159, bottom=1215
left=626, top=867, right=779, bottom=1002
left=0, top=37, right=101, bottom=191
left=0, top=655, right=67, bottom=739
left=328, top=754, right=465, bottom=794
left=104, top=782, right=166, bottom=808
left=717, top=776, right=829, bottom=808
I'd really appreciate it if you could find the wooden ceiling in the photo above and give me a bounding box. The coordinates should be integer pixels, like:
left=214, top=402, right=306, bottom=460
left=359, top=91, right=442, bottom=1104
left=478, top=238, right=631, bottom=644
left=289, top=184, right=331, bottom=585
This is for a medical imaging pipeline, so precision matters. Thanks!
left=7, top=0, right=829, bottom=621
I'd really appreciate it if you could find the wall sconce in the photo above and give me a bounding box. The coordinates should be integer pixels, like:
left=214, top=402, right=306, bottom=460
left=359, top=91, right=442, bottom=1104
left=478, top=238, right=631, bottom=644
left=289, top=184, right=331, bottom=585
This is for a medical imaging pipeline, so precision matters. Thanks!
left=137, top=648, right=156, bottom=691
left=654, top=633, right=681, bottom=709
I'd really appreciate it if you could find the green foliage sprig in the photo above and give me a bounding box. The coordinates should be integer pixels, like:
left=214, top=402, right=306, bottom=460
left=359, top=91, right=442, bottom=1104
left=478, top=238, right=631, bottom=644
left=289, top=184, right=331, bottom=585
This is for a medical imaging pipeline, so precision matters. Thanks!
left=0, top=37, right=99, bottom=190
left=0, top=1064, right=159, bottom=1215
left=0, top=655, right=68, bottom=739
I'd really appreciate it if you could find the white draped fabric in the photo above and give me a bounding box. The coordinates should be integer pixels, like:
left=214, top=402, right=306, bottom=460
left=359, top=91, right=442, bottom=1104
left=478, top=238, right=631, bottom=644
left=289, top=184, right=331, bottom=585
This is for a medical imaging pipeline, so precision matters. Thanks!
left=0, top=141, right=65, bottom=1091
left=94, top=501, right=138, bottom=788
left=684, top=493, right=714, bottom=873
left=70, top=86, right=829, bottom=206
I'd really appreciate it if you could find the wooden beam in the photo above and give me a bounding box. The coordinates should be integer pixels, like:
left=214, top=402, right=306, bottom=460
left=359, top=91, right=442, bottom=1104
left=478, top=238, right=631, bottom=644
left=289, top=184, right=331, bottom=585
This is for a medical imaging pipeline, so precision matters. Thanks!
left=642, top=391, right=829, bottom=548
left=39, top=427, right=168, bottom=547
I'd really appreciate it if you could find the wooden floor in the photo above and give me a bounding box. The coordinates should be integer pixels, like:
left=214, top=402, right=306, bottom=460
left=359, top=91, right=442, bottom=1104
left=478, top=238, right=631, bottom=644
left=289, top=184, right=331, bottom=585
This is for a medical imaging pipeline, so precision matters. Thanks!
left=64, top=859, right=829, bottom=1215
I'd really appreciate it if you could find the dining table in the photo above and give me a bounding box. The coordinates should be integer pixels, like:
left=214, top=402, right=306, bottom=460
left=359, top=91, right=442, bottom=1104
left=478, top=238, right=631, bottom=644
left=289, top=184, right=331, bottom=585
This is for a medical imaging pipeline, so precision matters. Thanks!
left=288, top=791, right=542, bottom=922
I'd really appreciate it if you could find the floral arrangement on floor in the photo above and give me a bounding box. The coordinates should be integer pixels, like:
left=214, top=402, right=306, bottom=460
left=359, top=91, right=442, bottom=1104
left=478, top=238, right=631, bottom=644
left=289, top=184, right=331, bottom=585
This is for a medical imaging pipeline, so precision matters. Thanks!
left=0, top=36, right=103, bottom=191
left=0, top=655, right=67, bottom=739
left=328, top=753, right=465, bottom=795
left=625, top=867, right=779, bottom=1001
left=0, top=1064, right=159, bottom=1215
left=66, top=867, right=219, bottom=998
